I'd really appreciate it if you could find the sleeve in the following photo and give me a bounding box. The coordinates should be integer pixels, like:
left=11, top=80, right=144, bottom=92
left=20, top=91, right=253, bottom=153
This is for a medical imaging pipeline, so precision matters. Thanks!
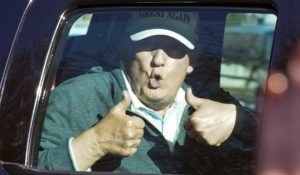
left=230, top=105, right=257, bottom=147
left=38, top=88, right=77, bottom=170
left=215, top=89, right=257, bottom=148
left=37, top=74, right=111, bottom=170
left=214, top=89, right=258, bottom=174
left=68, top=137, right=92, bottom=171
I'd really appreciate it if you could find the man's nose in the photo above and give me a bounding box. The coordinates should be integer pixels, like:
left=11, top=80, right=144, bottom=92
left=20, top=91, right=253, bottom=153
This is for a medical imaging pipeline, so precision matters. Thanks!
left=151, top=49, right=166, bottom=67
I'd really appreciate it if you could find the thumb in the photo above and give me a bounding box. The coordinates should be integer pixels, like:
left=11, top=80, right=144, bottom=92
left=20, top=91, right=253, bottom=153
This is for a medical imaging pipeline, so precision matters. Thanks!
left=115, top=90, right=131, bottom=112
left=185, top=88, right=205, bottom=109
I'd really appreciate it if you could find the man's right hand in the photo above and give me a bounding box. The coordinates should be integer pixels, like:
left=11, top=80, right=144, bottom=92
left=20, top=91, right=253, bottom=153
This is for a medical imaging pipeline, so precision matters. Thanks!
left=92, top=90, right=145, bottom=156
left=71, top=91, right=145, bottom=171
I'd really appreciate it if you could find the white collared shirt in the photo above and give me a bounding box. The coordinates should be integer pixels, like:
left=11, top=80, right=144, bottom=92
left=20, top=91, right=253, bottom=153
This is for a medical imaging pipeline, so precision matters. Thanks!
left=121, top=71, right=187, bottom=143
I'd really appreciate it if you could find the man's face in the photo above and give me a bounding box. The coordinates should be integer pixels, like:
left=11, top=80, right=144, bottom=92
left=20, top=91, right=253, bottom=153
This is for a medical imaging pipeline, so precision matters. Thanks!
left=126, top=35, right=194, bottom=110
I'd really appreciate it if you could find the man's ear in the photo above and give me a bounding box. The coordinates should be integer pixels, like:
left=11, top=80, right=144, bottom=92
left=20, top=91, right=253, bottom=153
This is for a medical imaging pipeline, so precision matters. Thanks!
left=187, top=65, right=194, bottom=74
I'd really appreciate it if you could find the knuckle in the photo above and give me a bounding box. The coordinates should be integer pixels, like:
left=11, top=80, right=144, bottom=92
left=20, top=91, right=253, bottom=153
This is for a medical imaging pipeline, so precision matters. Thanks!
left=124, top=130, right=134, bottom=139
left=123, top=139, right=141, bottom=149
left=135, top=139, right=141, bottom=147
left=125, top=120, right=133, bottom=127
left=138, top=130, right=144, bottom=138
left=124, top=150, right=131, bottom=156
left=121, top=148, right=135, bottom=157
left=138, top=118, right=146, bottom=127
left=120, top=149, right=130, bottom=156
left=129, top=148, right=137, bottom=156
left=132, top=117, right=144, bottom=127
left=130, top=139, right=141, bottom=148
left=124, top=141, right=132, bottom=148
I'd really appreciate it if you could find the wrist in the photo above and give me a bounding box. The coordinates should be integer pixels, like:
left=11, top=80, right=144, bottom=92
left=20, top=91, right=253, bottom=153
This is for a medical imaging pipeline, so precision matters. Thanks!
left=71, top=127, right=106, bottom=170
left=90, top=125, right=107, bottom=157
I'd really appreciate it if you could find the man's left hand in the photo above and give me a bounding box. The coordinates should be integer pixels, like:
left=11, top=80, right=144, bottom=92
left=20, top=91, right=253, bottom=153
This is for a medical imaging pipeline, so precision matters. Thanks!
left=185, top=88, right=237, bottom=146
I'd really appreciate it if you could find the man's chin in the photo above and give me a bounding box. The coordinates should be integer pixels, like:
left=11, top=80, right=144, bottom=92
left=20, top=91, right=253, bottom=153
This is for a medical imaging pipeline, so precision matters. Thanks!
left=143, top=95, right=172, bottom=110
left=143, top=90, right=166, bottom=102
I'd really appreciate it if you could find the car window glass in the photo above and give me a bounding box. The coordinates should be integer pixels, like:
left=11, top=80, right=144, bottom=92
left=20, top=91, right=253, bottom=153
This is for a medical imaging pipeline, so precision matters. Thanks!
left=36, top=8, right=277, bottom=174
left=69, top=14, right=92, bottom=36
left=221, top=13, right=276, bottom=109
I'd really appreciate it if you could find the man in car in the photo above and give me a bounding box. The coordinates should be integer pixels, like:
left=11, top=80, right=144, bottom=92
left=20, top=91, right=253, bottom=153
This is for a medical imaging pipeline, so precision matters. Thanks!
left=38, top=11, right=256, bottom=174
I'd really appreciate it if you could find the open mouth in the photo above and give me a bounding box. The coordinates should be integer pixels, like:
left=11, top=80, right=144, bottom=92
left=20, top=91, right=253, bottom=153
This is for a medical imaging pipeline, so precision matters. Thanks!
left=148, top=73, right=162, bottom=89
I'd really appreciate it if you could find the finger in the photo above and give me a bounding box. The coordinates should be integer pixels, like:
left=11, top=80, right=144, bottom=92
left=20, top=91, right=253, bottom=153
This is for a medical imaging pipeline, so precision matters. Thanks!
left=120, top=148, right=137, bottom=157
left=133, top=129, right=144, bottom=139
left=190, top=117, right=220, bottom=130
left=205, top=138, right=221, bottom=146
left=198, top=130, right=224, bottom=146
left=124, top=128, right=144, bottom=139
left=124, top=139, right=141, bottom=148
left=185, top=88, right=205, bottom=109
left=215, top=143, right=221, bottom=147
left=130, top=117, right=145, bottom=129
left=187, top=130, right=207, bottom=144
left=115, top=90, right=131, bottom=112
left=187, top=129, right=214, bottom=145
left=189, top=122, right=222, bottom=139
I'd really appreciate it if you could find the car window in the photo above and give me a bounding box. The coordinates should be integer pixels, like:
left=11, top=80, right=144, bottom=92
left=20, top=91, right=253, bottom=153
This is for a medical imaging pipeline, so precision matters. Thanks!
left=68, top=14, right=92, bottom=37
left=36, top=7, right=277, bottom=174
left=221, top=13, right=276, bottom=109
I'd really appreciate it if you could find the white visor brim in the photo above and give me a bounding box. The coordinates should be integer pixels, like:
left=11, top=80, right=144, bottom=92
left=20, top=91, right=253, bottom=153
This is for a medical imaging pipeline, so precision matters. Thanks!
left=130, top=29, right=195, bottom=50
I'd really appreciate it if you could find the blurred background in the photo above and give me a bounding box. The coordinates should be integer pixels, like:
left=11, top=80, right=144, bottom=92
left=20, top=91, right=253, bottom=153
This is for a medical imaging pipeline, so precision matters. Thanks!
left=221, top=13, right=276, bottom=109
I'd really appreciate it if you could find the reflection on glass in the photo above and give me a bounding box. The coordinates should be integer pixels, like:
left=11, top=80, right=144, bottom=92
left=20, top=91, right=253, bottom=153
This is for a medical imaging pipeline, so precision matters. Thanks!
left=221, top=13, right=277, bottom=109
left=69, top=14, right=93, bottom=36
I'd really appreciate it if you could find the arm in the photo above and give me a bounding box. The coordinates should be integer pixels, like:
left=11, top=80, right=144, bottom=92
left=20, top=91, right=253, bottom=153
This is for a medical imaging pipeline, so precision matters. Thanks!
left=71, top=91, right=145, bottom=171
left=38, top=75, right=145, bottom=171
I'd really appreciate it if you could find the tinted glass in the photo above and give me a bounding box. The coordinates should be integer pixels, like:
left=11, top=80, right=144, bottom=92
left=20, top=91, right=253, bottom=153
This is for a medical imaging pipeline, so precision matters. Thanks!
left=221, top=13, right=276, bottom=109
left=37, top=8, right=276, bottom=174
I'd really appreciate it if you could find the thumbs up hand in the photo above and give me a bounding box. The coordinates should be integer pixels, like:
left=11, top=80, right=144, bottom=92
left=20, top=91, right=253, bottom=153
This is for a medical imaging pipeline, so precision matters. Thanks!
left=185, top=88, right=237, bottom=146
left=92, top=90, right=145, bottom=156
left=71, top=91, right=145, bottom=171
